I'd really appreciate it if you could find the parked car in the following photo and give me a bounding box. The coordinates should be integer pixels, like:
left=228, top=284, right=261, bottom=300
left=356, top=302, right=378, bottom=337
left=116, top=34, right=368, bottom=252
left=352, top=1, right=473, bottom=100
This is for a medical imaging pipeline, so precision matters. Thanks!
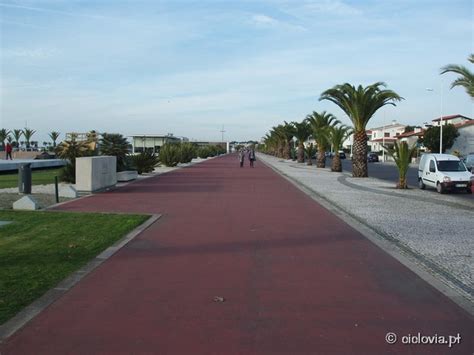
left=339, top=151, right=346, bottom=159
left=418, top=153, right=473, bottom=194
left=463, top=153, right=474, bottom=172
left=367, top=152, right=379, bottom=162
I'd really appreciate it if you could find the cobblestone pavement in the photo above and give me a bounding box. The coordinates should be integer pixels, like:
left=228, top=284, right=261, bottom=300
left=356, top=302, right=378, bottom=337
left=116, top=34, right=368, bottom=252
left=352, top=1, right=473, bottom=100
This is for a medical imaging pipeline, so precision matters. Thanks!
left=258, top=154, right=474, bottom=303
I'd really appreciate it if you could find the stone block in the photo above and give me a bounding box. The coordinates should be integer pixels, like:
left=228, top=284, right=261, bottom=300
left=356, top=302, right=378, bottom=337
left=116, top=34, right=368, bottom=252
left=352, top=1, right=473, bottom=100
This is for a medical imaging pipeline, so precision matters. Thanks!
left=13, top=195, right=39, bottom=210
left=76, top=156, right=117, bottom=192
left=117, top=170, right=138, bottom=182
left=59, top=185, right=78, bottom=198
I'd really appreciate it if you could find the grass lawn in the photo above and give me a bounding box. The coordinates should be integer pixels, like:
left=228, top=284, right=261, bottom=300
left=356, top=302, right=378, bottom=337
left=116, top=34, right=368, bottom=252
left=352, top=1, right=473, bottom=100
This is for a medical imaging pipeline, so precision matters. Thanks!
left=0, top=168, right=62, bottom=189
left=0, top=210, right=149, bottom=324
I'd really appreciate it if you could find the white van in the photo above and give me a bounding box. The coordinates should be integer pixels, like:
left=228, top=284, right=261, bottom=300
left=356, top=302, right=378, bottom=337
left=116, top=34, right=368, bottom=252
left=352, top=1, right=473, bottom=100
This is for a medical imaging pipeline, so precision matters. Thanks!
left=418, top=154, right=473, bottom=194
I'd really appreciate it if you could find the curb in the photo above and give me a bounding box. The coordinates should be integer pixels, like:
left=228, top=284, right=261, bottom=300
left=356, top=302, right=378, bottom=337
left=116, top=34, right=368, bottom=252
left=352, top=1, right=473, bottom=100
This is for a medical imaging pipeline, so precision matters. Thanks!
left=258, top=155, right=474, bottom=317
left=0, top=213, right=161, bottom=343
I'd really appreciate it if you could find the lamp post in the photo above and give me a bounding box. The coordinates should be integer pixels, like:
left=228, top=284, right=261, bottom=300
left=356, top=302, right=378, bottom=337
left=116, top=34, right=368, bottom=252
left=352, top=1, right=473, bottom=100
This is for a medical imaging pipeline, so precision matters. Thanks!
left=426, top=85, right=443, bottom=153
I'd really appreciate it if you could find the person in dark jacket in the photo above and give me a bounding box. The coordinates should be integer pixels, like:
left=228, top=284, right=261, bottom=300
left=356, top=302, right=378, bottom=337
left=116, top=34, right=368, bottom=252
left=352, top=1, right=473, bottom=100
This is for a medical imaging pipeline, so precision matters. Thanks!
left=248, top=148, right=256, bottom=167
left=5, top=142, right=13, bottom=160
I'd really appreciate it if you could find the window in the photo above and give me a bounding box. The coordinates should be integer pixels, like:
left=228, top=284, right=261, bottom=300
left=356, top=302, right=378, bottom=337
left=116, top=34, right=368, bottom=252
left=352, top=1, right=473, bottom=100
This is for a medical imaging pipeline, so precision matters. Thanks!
left=437, top=161, right=466, bottom=172
left=384, top=132, right=390, bottom=137
left=429, top=160, right=436, bottom=172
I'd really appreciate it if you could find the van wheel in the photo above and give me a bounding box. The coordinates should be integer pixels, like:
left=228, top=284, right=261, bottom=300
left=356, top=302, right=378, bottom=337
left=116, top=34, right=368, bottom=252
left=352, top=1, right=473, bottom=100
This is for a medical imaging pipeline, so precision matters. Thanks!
left=436, top=182, right=445, bottom=194
left=418, top=178, right=425, bottom=190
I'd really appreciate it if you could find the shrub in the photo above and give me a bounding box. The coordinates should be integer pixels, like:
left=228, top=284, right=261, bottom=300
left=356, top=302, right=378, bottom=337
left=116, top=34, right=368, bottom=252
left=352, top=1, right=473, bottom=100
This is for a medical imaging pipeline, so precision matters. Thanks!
left=179, top=142, right=197, bottom=164
left=56, top=139, right=93, bottom=183
left=197, top=146, right=211, bottom=158
left=100, top=133, right=129, bottom=171
left=159, top=143, right=181, bottom=167
left=130, top=150, right=159, bottom=174
left=59, top=163, right=76, bottom=183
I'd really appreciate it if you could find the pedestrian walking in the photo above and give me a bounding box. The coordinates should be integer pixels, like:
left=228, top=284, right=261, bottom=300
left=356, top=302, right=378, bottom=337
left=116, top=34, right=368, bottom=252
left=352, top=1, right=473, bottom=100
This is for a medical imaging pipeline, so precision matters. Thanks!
left=248, top=148, right=256, bottom=167
left=5, top=142, right=13, bottom=160
left=238, top=149, right=245, bottom=167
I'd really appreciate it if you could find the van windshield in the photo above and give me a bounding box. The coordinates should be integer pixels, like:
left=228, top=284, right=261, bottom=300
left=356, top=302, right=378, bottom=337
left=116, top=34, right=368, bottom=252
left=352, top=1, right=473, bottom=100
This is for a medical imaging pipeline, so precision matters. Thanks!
left=437, top=161, right=466, bottom=172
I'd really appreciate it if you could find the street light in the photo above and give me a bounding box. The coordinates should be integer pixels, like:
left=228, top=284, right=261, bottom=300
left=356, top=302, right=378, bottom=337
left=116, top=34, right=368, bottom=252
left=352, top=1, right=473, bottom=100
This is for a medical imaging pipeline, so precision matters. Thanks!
left=426, top=84, right=443, bottom=153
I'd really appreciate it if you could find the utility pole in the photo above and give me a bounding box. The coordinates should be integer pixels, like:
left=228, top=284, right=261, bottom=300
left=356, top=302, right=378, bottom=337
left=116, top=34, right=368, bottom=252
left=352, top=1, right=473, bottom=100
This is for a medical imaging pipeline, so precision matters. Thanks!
left=220, top=125, right=226, bottom=143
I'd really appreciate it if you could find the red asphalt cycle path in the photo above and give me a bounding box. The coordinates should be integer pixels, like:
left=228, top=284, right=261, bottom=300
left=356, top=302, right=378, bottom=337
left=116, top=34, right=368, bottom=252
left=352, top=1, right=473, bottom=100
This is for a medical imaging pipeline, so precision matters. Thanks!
left=2, top=154, right=473, bottom=354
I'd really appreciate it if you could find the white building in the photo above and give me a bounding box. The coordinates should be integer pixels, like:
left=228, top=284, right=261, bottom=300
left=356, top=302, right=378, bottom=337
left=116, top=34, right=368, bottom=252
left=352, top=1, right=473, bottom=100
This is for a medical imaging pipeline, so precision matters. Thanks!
left=129, top=134, right=182, bottom=154
left=397, top=127, right=425, bottom=148
left=431, top=114, right=471, bottom=127
left=368, top=121, right=406, bottom=152
left=446, top=120, right=474, bottom=155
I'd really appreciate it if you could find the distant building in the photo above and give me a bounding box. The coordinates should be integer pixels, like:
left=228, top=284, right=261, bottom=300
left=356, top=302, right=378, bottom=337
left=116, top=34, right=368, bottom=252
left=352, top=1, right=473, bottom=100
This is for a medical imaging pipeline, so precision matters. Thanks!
left=368, top=121, right=406, bottom=152
left=447, top=120, right=474, bottom=155
left=431, top=114, right=471, bottom=127
left=130, top=134, right=181, bottom=154
left=397, top=127, right=425, bottom=148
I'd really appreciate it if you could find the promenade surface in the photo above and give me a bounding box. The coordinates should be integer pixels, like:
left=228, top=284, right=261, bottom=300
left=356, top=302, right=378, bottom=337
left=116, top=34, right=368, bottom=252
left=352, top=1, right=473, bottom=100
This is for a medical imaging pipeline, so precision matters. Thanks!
left=2, top=154, right=473, bottom=354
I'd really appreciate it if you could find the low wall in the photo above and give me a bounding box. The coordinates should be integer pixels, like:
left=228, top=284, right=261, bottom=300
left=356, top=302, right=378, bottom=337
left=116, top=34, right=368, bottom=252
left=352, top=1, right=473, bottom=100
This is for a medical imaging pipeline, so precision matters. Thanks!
left=76, top=156, right=117, bottom=192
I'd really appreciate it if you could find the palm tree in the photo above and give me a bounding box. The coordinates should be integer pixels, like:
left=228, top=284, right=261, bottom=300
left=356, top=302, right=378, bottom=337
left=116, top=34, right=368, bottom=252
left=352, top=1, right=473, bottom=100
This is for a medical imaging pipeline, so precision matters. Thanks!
left=307, top=111, right=339, bottom=168
left=292, top=120, right=311, bottom=163
left=12, top=129, right=23, bottom=148
left=56, top=138, right=92, bottom=183
left=23, top=128, right=36, bottom=149
left=320, top=82, right=403, bottom=177
left=440, top=54, right=474, bottom=99
left=100, top=133, right=130, bottom=171
left=304, top=143, right=316, bottom=166
left=328, top=125, right=352, bottom=172
left=49, top=131, right=61, bottom=147
left=272, top=123, right=295, bottom=159
left=0, top=128, right=10, bottom=150
left=86, top=130, right=99, bottom=153
left=383, top=141, right=417, bottom=189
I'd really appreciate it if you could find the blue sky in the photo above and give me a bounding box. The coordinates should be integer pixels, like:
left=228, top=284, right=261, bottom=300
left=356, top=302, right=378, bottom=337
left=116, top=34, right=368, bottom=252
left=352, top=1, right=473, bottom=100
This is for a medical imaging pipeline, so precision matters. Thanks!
left=1, top=0, right=473, bottom=143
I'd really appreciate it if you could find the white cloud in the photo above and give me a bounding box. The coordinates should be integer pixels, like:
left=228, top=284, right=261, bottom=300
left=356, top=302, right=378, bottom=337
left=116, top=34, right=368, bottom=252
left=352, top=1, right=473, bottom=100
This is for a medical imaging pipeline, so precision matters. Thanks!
left=252, top=14, right=279, bottom=26
left=300, top=0, right=362, bottom=16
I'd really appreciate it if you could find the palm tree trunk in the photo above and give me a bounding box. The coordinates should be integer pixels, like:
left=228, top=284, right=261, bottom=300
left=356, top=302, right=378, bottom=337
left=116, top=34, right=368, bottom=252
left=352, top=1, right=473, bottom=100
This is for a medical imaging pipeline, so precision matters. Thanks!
left=283, top=141, right=291, bottom=160
left=297, top=143, right=305, bottom=163
left=352, top=131, right=368, bottom=177
left=307, top=156, right=312, bottom=166
left=278, top=143, right=284, bottom=158
left=332, top=155, right=342, bottom=172
left=316, top=149, right=326, bottom=168
left=398, top=175, right=407, bottom=189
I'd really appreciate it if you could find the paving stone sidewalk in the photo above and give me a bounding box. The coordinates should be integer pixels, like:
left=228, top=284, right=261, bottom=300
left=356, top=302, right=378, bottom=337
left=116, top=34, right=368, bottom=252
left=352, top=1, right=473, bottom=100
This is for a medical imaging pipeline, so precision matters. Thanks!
left=258, top=153, right=474, bottom=303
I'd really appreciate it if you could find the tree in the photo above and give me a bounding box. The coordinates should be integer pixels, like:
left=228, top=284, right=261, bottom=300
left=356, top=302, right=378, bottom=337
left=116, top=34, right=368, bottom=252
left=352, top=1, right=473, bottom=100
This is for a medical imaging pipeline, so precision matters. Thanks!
left=49, top=131, right=61, bottom=147
left=0, top=128, right=10, bottom=150
left=328, top=125, right=352, bottom=172
left=383, top=141, right=417, bottom=189
left=404, top=125, right=415, bottom=133
left=100, top=133, right=130, bottom=171
left=420, top=124, right=459, bottom=153
left=23, top=128, right=36, bottom=149
left=440, top=54, right=474, bottom=99
left=56, top=138, right=92, bottom=182
left=12, top=129, right=23, bottom=148
left=320, top=82, right=403, bottom=177
left=307, top=111, right=339, bottom=168
left=304, top=143, right=316, bottom=166
left=292, top=120, right=311, bottom=163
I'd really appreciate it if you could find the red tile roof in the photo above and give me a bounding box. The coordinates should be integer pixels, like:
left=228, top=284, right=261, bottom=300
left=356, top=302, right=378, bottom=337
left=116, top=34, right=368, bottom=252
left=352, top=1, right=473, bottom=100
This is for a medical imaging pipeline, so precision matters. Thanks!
left=370, top=138, right=397, bottom=142
left=431, top=114, right=471, bottom=122
left=397, top=130, right=424, bottom=138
